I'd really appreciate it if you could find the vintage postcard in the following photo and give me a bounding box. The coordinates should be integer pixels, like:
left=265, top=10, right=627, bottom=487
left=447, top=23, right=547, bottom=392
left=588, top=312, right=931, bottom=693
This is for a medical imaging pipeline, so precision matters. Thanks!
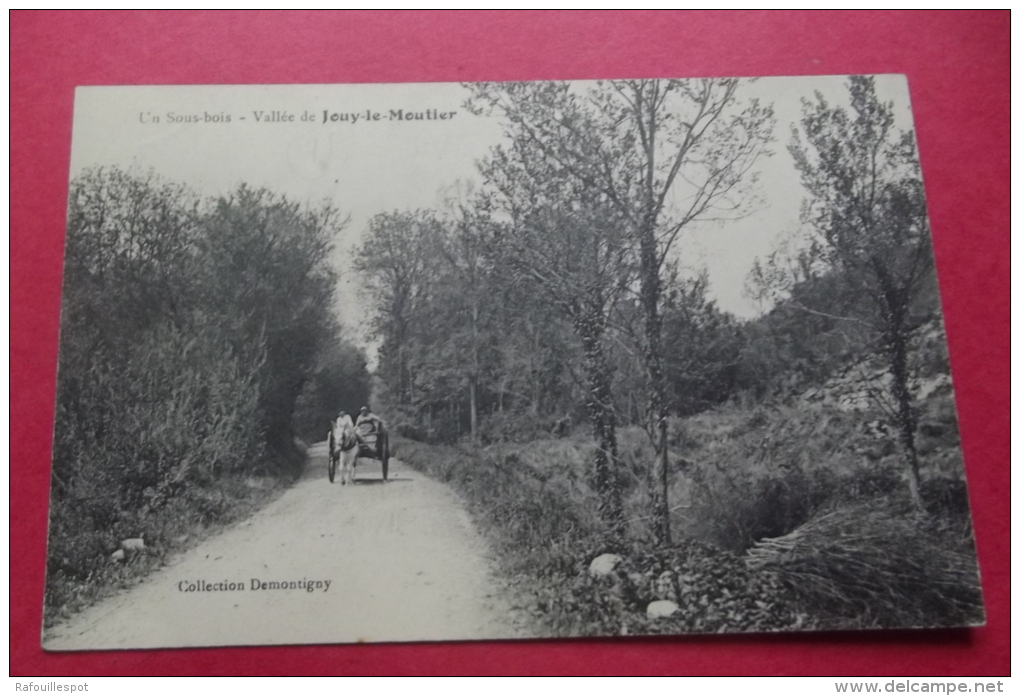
left=43, top=76, right=983, bottom=650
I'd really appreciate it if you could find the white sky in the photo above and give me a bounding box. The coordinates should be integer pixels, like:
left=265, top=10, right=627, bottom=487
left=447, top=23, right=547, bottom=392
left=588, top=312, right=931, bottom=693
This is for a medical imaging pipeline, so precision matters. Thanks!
left=69, top=75, right=916, bottom=343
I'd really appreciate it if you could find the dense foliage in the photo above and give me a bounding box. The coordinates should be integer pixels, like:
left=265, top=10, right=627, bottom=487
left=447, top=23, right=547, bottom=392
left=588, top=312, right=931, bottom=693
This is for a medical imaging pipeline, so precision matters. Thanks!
left=46, top=168, right=368, bottom=620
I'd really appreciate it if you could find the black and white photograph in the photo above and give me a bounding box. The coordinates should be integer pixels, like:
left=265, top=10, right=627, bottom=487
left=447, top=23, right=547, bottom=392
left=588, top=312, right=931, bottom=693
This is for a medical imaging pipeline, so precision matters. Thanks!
left=43, top=75, right=984, bottom=650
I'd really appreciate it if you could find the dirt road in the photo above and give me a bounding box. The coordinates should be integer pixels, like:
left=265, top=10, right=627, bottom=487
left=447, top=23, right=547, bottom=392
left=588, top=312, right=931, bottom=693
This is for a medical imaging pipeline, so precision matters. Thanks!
left=43, top=445, right=526, bottom=650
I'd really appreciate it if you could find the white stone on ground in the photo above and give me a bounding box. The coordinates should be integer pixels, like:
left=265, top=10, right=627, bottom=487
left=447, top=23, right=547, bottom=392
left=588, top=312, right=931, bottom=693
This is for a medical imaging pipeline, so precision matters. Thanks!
left=647, top=600, right=680, bottom=618
left=121, top=538, right=145, bottom=551
left=588, top=553, right=622, bottom=577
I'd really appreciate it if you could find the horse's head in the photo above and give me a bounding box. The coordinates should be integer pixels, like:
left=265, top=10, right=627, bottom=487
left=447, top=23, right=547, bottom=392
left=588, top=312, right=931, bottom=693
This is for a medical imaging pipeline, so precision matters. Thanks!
left=338, top=422, right=358, bottom=451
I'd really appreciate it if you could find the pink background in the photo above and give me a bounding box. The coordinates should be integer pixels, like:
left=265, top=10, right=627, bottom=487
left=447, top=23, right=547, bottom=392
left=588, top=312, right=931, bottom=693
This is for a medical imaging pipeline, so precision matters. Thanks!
left=11, top=11, right=1009, bottom=676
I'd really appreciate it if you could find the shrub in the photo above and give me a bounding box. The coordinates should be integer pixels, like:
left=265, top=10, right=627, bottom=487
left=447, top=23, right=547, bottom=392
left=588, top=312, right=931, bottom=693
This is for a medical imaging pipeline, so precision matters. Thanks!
left=477, top=410, right=565, bottom=445
left=393, top=422, right=428, bottom=442
left=659, top=401, right=965, bottom=552
left=44, top=471, right=285, bottom=624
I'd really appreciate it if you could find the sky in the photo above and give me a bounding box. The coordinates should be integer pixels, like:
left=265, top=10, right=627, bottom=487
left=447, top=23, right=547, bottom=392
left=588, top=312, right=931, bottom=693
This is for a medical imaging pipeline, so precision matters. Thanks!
left=68, top=75, right=917, bottom=343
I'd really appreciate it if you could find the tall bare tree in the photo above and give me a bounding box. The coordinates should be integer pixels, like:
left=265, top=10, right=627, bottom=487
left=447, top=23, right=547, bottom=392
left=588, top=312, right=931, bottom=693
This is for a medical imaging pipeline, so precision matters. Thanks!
left=469, top=79, right=773, bottom=544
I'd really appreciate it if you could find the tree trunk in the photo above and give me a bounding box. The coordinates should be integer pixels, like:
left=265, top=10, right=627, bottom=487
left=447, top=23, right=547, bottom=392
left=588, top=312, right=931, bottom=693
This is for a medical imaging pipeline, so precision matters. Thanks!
left=639, top=219, right=672, bottom=546
left=469, top=300, right=480, bottom=441
left=885, top=304, right=924, bottom=510
left=531, top=333, right=540, bottom=416
left=576, top=310, right=624, bottom=541
left=469, top=375, right=478, bottom=442
left=875, top=273, right=924, bottom=511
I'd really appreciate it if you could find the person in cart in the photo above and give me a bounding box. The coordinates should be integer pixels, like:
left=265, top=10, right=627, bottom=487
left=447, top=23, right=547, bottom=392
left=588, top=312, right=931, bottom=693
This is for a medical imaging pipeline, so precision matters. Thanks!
left=334, top=409, right=354, bottom=436
left=354, top=405, right=390, bottom=481
left=330, top=409, right=355, bottom=451
left=355, top=405, right=382, bottom=440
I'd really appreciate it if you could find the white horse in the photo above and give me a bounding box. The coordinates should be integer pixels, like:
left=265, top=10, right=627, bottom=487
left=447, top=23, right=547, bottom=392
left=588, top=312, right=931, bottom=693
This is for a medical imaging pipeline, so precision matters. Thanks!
left=329, top=418, right=359, bottom=485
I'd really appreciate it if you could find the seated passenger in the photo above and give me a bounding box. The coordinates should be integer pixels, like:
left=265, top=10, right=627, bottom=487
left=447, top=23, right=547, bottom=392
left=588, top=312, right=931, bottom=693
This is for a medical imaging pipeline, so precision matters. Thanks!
left=355, top=406, right=382, bottom=440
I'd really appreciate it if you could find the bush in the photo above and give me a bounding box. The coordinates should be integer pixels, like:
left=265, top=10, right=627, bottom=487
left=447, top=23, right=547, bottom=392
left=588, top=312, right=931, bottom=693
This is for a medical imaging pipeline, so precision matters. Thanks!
left=46, top=317, right=270, bottom=617
left=658, top=401, right=966, bottom=552
left=393, top=422, right=428, bottom=442
left=45, top=472, right=285, bottom=624
left=477, top=410, right=566, bottom=445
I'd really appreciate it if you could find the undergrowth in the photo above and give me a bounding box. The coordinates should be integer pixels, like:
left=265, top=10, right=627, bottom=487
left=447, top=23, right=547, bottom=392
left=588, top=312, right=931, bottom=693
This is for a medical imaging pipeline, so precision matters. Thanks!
left=394, top=392, right=983, bottom=636
left=44, top=470, right=292, bottom=627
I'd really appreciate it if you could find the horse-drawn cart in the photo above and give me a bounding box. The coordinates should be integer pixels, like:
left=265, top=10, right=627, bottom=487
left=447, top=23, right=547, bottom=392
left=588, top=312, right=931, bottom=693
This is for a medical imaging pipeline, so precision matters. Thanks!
left=355, top=420, right=390, bottom=481
left=327, top=417, right=390, bottom=484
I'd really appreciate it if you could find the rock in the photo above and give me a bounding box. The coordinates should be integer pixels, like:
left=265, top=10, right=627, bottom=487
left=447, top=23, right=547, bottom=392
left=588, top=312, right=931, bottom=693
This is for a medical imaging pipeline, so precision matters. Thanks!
left=173, top=534, right=189, bottom=545
left=110, top=549, right=125, bottom=563
left=588, top=553, right=622, bottom=577
left=121, top=538, right=145, bottom=552
left=647, top=600, right=680, bottom=619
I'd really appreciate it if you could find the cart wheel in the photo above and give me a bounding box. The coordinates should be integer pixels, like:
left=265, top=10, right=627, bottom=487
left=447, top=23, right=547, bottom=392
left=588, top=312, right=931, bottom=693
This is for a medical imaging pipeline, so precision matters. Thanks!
left=381, top=437, right=389, bottom=481
left=328, top=454, right=336, bottom=483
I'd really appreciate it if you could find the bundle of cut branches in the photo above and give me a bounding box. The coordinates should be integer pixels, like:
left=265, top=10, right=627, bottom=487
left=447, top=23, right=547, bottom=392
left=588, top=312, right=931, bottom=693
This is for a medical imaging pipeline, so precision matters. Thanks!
left=746, top=501, right=983, bottom=628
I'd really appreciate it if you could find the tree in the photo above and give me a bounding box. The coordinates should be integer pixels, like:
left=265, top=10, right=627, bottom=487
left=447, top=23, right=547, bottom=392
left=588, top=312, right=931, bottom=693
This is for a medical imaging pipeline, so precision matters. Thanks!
left=659, top=272, right=743, bottom=416
left=292, top=335, right=371, bottom=442
left=468, top=79, right=773, bottom=545
left=432, top=195, right=495, bottom=441
left=786, top=75, right=936, bottom=508
left=355, top=210, right=444, bottom=407
left=63, top=167, right=200, bottom=345
left=479, top=117, right=634, bottom=539
left=198, top=185, right=343, bottom=466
